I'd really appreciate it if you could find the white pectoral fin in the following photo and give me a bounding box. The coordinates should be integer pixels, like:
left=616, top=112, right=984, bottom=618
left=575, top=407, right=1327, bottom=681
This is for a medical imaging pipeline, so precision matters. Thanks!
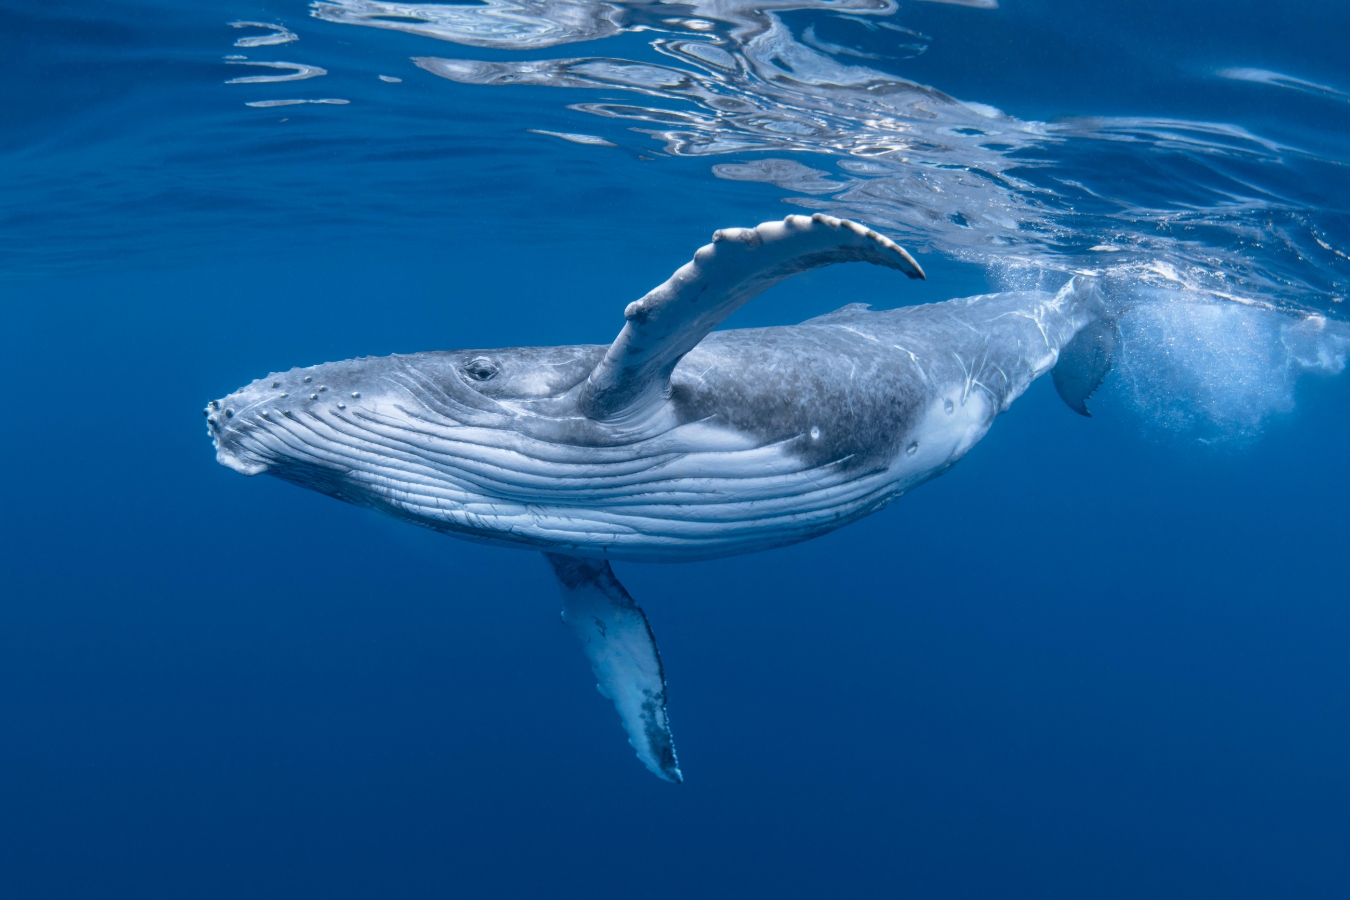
left=545, top=554, right=682, bottom=783
left=579, top=213, right=925, bottom=421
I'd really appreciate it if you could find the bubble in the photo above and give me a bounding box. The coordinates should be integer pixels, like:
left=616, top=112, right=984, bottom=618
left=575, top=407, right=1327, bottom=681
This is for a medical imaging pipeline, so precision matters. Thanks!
left=1109, top=291, right=1349, bottom=440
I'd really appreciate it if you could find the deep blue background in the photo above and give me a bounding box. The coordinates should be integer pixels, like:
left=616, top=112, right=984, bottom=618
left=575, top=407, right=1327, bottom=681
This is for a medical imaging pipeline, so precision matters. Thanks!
left=2, top=1, right=1348, bottom=897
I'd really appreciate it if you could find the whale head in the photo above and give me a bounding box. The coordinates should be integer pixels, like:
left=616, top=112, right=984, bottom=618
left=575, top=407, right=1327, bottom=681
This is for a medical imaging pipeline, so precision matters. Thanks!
left=207, top=344, right=610, bottom=507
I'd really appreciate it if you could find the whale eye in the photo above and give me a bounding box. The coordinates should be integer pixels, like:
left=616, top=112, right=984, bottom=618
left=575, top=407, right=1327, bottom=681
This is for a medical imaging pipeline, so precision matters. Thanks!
left=464, top=357, right=499, bottom=382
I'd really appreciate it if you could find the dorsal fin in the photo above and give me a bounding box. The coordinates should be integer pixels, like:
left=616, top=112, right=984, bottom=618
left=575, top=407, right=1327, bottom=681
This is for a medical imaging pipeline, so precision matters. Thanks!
left=579, top=214, right=925, bottom=421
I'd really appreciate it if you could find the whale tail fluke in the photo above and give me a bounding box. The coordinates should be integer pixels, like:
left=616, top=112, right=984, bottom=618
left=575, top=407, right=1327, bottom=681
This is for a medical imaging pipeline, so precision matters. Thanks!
left=1052, top=276, right=1119, bottom=417
left=546, top=554, right=682, bottom=783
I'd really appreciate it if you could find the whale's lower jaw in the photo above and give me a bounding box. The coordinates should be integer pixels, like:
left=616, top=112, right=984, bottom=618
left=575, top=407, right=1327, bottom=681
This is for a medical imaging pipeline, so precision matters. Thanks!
left=216, top=446, right=269, bottom=477
left=211, top=422, right=270, bottom=475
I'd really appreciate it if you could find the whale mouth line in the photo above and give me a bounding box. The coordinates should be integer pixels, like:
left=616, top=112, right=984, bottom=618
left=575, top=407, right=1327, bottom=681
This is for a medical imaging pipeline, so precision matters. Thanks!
left=210, top=420, right=271, bottom=476
left=216, top=445, right=270, bottom=476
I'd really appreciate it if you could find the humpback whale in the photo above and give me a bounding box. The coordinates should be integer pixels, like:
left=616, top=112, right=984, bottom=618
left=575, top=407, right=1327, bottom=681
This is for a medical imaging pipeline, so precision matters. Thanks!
left=207, top=214, right=1113, bottom=782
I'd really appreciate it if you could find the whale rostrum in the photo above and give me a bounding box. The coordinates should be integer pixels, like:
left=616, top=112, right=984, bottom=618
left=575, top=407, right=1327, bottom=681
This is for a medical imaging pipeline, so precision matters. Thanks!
left=208, top=213, right=1110, bottom=781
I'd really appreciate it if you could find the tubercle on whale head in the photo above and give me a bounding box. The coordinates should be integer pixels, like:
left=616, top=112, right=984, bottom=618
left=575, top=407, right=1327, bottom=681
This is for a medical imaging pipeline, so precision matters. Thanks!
left=205, top=362, right=366, bottom=479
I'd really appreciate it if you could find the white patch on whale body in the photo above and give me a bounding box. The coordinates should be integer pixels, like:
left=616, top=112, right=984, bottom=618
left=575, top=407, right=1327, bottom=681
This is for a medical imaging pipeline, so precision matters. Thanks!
left=885, top=390, right=992, bottom=492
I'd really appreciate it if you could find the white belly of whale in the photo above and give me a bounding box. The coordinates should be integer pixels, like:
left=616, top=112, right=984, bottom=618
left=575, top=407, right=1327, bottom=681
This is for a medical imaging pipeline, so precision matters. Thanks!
left=225, top=386, right=990, bottom=560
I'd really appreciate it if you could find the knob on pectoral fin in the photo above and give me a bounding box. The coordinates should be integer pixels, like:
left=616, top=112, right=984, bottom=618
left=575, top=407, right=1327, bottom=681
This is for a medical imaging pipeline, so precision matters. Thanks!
left=545, top=553, right=682, bottom=783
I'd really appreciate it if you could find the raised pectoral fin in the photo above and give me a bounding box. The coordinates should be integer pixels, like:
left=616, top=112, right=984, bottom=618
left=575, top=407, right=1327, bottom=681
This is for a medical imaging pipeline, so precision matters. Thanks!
left=579, top=214, right=924, bottom=421
left=545, top=554, right=682, bottom=783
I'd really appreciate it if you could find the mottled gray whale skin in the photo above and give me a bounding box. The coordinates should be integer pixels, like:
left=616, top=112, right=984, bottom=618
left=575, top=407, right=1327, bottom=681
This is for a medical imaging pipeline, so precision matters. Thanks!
left=207, top=214, right=1108, bottom=782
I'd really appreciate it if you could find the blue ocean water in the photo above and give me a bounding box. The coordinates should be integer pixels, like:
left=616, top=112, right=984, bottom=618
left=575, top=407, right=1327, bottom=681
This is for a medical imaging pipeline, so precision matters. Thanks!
left=2, top=0, right=1349, bottom=896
